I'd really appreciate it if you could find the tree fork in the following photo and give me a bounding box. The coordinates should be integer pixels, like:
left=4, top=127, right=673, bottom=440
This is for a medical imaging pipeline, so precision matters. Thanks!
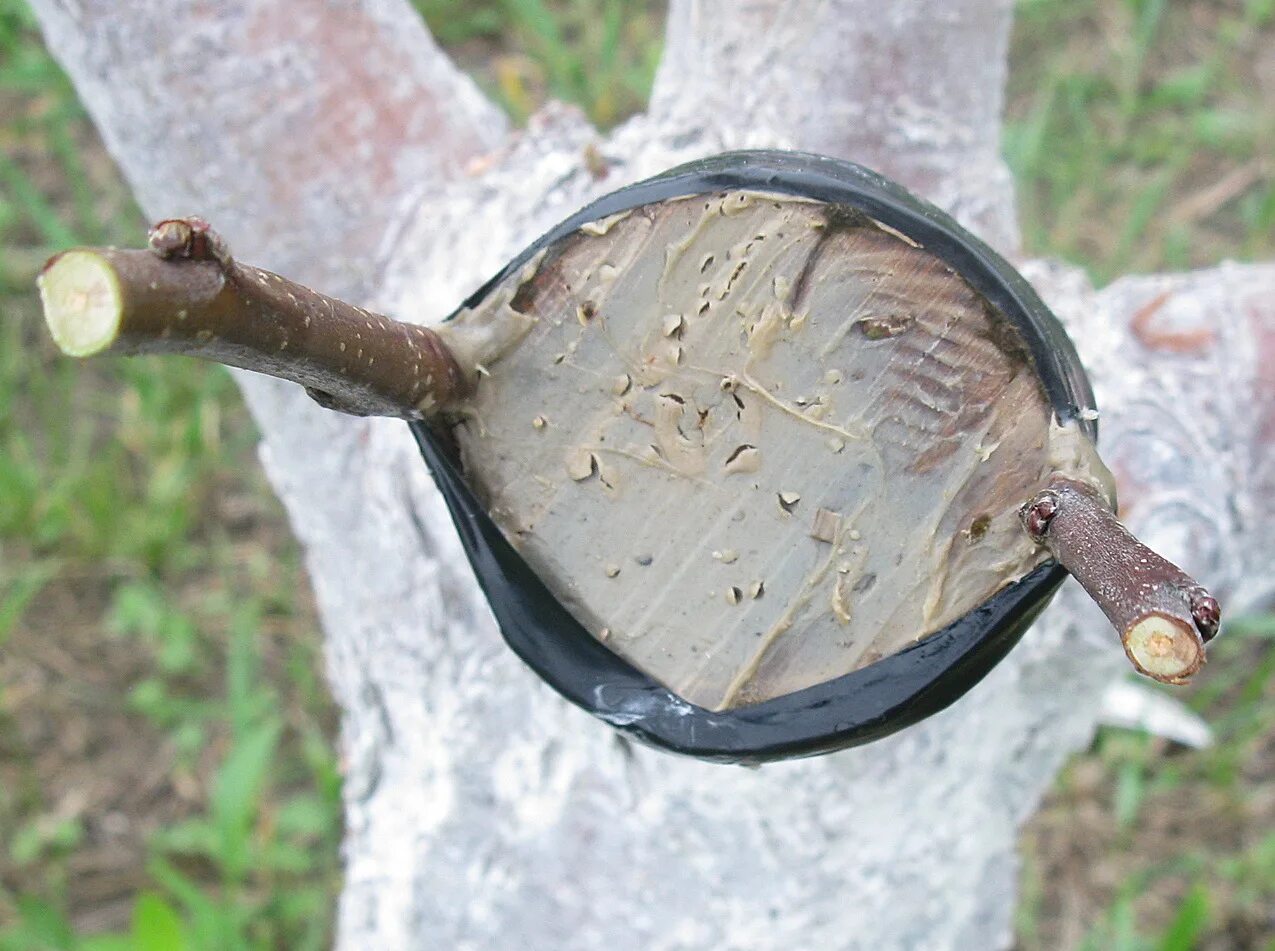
left=1021, top=477, right=1221, bottom=684
left=37, top=217, right=467, bottom=418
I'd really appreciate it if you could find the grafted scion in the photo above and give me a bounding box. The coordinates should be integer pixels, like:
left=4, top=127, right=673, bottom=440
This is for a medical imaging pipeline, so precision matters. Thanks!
left=1019, top=477, right=1219, bottom=683
left=38, top=218, right=468, bottom=418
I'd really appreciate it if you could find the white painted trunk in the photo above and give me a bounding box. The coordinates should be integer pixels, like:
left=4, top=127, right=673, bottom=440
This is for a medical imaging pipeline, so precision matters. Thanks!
left=30, top=1, right=1275, bottom=947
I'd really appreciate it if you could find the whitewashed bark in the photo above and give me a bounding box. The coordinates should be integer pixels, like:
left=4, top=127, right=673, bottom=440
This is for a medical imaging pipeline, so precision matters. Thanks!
left=651, top=0, right=1021, bottom=250
left=30, top=1, right=1275, bottom=949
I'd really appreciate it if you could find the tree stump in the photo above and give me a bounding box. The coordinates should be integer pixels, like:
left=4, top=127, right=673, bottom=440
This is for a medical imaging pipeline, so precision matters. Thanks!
left=30, top=1, right=1275, bottom=947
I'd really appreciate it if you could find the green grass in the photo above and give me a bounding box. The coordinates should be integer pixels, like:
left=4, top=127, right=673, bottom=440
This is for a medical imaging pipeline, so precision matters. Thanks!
left=1016, top=624, right=1275, bottom=950
left=1, top=0, right=340, bottom=946
left=1, top=0, right=1272, bottom=948
left=416, top=0, right=661, bottom=125
left=1006, top=0, right=1275, bottom=282
left=1004, top=4, right=1275, bottom=944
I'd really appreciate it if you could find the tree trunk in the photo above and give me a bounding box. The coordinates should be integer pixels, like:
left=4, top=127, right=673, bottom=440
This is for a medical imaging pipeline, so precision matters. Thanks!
left=30, top=1, right=1275, bottom=947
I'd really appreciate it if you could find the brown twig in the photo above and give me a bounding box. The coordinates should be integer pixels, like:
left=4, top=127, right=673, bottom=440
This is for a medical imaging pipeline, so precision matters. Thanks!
left=37, top=218, right=466, bottom=418
left=1021, top=477, right=1221, bottom=684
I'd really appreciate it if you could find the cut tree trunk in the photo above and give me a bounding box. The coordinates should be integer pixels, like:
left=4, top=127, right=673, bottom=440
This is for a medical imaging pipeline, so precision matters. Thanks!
left=29, top=1, right=1275, bottom=948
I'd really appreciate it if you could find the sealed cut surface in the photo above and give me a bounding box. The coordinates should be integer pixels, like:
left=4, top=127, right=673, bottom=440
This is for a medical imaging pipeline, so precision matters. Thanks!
left=438, top=192, right=1108, bottom=711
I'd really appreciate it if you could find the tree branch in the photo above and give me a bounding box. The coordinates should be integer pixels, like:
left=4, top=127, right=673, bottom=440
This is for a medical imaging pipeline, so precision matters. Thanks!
left=29, top=0, right=508, bottom=297
left=1021, top=477, right=1219, bottom=684
left=651, top=0, right=1020, bottom=249
left=38, top=219, right=465, bottom=418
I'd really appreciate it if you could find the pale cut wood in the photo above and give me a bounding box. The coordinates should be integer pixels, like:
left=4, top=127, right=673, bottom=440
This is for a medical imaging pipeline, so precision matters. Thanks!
left=29, top=1, right=1275, bottom=949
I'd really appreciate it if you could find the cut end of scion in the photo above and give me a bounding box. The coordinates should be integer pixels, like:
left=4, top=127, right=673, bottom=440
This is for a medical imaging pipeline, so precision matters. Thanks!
left=38, top=250, right=124, bottom=357
left=1123, top=613, right=1204, bottom=683
left=1021, top=476, right=1219, bottom=686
